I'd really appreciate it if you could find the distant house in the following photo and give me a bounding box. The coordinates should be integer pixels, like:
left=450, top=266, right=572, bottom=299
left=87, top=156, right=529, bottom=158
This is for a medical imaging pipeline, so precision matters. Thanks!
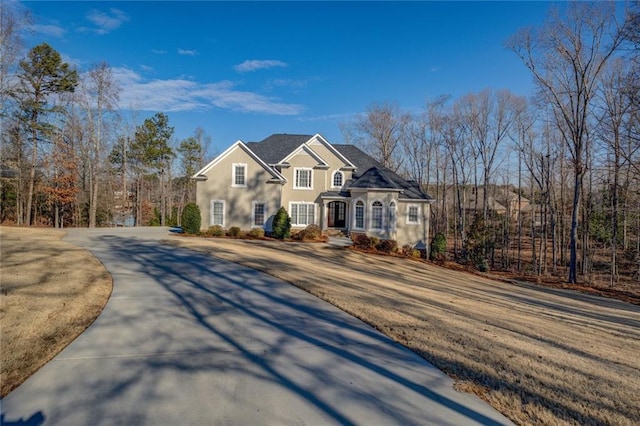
left=193, top=133, right=434, bottom=248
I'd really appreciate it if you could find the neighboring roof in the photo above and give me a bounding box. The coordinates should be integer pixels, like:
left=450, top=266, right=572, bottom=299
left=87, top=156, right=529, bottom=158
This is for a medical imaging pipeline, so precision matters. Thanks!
left=246, top=134, right=313, bottom=165
left=350, top=167, right=432, bottom=200
left=332, top=145, right=384, bottom=177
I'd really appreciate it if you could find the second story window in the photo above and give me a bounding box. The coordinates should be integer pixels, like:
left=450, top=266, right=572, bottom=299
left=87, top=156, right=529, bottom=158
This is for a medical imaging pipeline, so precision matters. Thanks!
left=233, top=163, right=246, bottom=187
left=332, top=171, right=343, bottom=188
left=294, top=168, right=312, bottom=189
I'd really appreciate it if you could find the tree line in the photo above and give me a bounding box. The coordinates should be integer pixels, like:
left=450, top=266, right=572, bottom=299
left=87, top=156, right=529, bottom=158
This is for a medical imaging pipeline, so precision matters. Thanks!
left=342, top=3, right=639, bottom=285
left=0, top=4, right=210, bottom=230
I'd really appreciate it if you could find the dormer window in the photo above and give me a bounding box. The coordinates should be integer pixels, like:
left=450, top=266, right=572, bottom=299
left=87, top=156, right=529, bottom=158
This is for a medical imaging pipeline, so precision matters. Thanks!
left=232, top=163, right=247, bottom=187
left=332, top=170, right=344, bottom=188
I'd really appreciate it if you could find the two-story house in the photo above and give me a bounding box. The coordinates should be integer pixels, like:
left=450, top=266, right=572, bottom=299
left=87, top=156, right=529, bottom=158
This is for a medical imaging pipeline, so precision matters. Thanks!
left=193, top=133, right=434, bottom=248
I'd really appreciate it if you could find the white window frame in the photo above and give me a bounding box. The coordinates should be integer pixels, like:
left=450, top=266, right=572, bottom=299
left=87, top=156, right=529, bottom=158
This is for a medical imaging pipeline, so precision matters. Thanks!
left=389, top=201, right=397, bottom=231
left=289, top=202, right=316, bottom=227
left=293, top=167, right=313, bottom=190
left=210, top=200, right=225, bottom=227
left=353, top=199, right=365, bottom=230
left=331, top=170, right=344, bottom=188
left=252, top=201, right=267, bottom=228
left=232, top=163, right=247, bottom=187
left=406, top=204, right=420, bottom=225
left=370, top=200, right=384, bottom=231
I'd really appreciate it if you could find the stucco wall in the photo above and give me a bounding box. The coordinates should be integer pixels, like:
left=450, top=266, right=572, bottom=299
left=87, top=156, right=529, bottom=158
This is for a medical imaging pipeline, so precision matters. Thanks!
left=196, top=147, right=281, bottom=230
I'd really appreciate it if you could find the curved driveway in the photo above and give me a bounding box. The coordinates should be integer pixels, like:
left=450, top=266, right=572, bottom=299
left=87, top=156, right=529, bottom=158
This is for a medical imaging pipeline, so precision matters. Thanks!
left=1, top=227, right=512, bottom=425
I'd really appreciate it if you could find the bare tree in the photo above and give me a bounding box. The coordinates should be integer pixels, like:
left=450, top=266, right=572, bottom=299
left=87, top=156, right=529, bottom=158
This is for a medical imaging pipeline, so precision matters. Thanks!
left=508, top=2, right=628, bottom=283
left=78, top=62, right=120, bottom=227
left=348, top=102, right=410, bottom=172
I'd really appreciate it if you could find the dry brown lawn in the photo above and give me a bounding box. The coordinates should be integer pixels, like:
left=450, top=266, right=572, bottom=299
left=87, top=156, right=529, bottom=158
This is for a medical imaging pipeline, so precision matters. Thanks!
left=166, top=236, right=640, bottom=426
left=0, top=226, right=112, bottom=397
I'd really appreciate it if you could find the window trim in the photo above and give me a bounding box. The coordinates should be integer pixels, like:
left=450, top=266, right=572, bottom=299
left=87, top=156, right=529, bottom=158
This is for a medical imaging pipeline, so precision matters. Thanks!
left=406, top=204, right=420, bottom=225
left=289, top=201, right=316, bottom=227
left=210, top=199, right=225, bottom=227
left=353, top=199, right=365, bottom=230
left=232, top=163, right=247, bottom=187
left=331, top=170, right=344, bottom=188
left=389, top=200, right=397, bottom=231
left=252, top=201, right=267, bottom=228
left=293, top=167, right=313, bottom=190
left=369, top=200, right=385, bottom=231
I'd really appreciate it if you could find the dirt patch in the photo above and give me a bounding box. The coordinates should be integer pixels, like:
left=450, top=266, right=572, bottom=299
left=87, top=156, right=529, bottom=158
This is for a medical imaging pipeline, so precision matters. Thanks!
left=0, top=226, right=112, bottom=397
left=165, top=236, right=640, bottom=426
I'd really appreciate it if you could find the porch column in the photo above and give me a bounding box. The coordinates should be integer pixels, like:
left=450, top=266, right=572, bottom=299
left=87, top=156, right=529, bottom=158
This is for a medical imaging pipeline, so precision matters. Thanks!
left=322, top=200, right=329, bottom=229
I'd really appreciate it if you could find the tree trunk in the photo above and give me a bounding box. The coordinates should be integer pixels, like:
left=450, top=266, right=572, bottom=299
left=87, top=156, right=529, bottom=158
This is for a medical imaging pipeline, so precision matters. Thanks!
left=568, top=169, right=583, bottom=284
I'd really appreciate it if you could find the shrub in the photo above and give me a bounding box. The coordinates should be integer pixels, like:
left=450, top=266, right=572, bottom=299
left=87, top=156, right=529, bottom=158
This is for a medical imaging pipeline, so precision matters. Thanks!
left=376, top=239, right=398, bottom=253
left=370, top=236, right=380, bottom=248
left=271, top=207, right=291, bottom=240
left=181, top=203, right=201, bottom=234
left=296, top=224, right=323, bottom=241
left=401, top=244, right=421, bottom=259
left=227, top=226, right=242, bottom=237
left=208, top=225, right=225, bottom=237
left=352, top=234, right=373, bottom=250
left=430, top=232, right=447, bottom=260
left=247, top=228, right=265, bottom=238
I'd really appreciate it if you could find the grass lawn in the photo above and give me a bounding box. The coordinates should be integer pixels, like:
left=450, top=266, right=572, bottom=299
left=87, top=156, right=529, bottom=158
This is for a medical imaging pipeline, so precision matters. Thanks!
left=167, top=236, right=640, bottom=426
left=0, top=227, right=112, bottom=397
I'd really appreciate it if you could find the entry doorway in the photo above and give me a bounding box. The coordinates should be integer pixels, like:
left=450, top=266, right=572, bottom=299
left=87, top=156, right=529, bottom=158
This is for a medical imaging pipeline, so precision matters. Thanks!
left=327, top=201, right=347, bottom=228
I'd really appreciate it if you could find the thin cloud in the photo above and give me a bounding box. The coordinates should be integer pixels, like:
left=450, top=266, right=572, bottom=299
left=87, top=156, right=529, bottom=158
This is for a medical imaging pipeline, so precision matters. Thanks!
left=429, top=66, right=440, bottom=72
left=178, top=49, right=198, bottom=56
left=32, top=24, right=65, bottom=38
left=113, top=67, right=303, bottom=115
left=234, top=59, right=288, bottom=73
left=152, top=49, right=166, bottom=55
left=79, top=8, right=129, bottom=35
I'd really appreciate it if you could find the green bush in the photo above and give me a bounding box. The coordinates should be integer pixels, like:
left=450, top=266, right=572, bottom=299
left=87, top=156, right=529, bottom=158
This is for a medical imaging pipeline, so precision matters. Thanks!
left=181, top=203, right=201, bottom=234
left=430, top=232, right=447, bottom=260
left=227, top=226, right=242, bottom=237
left=208, top=225, right=225, bottom=237
left=248, top=228, right=265, bottom=238
left=375, top=239, right=398, bottom=253
left=271, top=207, right=291, bottom=240
left=370, top=236, right=380, bottom=248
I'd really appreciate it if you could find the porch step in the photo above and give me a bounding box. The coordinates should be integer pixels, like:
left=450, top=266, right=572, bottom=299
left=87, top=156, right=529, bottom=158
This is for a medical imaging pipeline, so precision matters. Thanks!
left=325, top=229, right=347, bottom=237
left=327, top=236, right=353, bottom=248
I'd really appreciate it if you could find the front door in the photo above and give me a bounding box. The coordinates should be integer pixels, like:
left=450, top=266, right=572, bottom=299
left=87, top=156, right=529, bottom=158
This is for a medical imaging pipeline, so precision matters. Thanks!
left=328, top=201, right=346, bottom=228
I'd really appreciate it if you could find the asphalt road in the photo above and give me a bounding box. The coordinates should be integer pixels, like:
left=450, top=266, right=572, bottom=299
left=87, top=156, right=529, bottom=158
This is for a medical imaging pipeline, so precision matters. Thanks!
left=1, top=227, right=513, bottom=425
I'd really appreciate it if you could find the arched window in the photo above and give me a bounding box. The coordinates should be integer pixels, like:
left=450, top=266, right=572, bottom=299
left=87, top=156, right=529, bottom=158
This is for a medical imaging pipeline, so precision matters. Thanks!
left=371, top=201, right=384, bottom=230
left=355, top=200, right=365, bottom=229
left=388, top=201, right=397, bottom=231
left=332, top=171, right=344, bottom=188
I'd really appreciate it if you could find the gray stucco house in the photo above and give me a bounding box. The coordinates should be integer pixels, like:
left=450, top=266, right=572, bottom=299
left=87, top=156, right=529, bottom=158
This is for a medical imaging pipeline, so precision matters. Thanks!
left=193, top=133, right=433, bottom=248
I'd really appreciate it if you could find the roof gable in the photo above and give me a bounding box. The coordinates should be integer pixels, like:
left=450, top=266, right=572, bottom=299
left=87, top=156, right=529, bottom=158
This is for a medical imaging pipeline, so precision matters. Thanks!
left=350, top=167, right=432, bottom=200
left=246, top=134, right=313, bottom=165
left=192, top=140, right=285, bottom=182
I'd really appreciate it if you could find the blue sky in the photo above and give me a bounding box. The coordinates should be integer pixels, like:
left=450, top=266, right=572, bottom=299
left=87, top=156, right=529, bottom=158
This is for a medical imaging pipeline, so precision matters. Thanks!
left=20, top=1, right=553, bottom=156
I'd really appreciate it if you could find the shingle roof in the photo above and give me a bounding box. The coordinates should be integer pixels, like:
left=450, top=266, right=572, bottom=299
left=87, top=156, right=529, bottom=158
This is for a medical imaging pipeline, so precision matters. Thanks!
left=244, top=134, right=431, bottom=201
left=246, top=134, right=313, bottom=165
left=350, top=167, right=432, bottom=200
left=332, top=145, right=384, bottom=177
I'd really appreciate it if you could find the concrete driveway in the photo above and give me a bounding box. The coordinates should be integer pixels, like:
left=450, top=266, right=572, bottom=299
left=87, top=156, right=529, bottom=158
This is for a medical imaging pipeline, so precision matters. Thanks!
left=1, top=227, right=512, bottom=425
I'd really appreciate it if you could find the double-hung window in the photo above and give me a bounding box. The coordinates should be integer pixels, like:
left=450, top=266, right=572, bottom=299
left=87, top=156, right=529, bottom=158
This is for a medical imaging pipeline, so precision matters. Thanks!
left=294, top=168, right=313, bottom=189
left=252, top=202, right=266, bottom=227
left=290, top=202, right=315, bottom=226
left=211, top=200, right=225, bottom=226
left=407, top=205, right=420, bottom=225
left=232, top=163, right=246, bottom=187
left=370, top=201, right=384, bottom=230
left=354, top=200, right=365, bottom=229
